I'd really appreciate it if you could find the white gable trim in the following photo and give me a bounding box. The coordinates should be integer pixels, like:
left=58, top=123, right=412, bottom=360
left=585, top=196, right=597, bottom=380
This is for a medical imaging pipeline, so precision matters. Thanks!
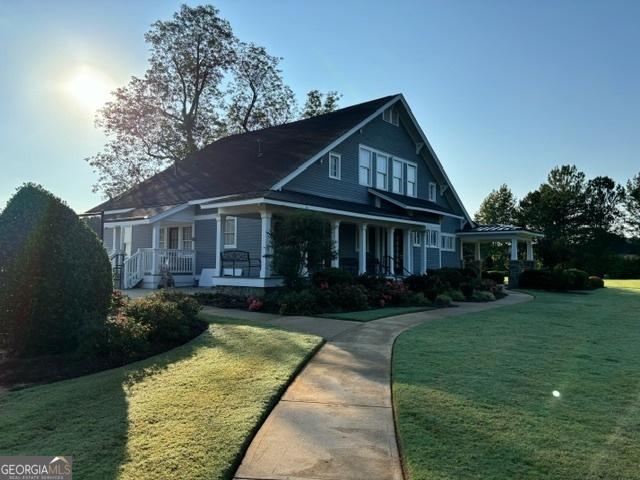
left=271, top=96, right=402, bottom=191
left=103, top=203, right=192, bottom=227
left=396, top=95, right=473, bottom=225
left=270, top=94, right=473, bottom=225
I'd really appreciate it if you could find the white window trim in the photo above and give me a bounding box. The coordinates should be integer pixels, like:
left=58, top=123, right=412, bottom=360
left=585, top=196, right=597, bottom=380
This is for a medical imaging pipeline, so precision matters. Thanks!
left=428, top=182, right=437, bottom=202
left=406, top=164, right=418, bottom=198
left=375, top=153, right=388, bottom=191
left=224, top=216, right=238, bottom=249
left=328, top=152, right=341, bottom=180
left=441, top=233, right=456, bottom=252
left=412, top=231, right=421, bottom=247
left=392, top=158, right=404, bottom=194
left=382, top=106, right=399, bottom=126
left=358, top=147, right=373, bottom=187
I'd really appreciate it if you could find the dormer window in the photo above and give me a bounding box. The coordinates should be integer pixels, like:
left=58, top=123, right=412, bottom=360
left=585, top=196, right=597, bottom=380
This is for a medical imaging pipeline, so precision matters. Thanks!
left=328, top=152, right=341, bottom=180
left=382, top=107, right=399, bottom=126
left=428, top=182, right=437, bottom=202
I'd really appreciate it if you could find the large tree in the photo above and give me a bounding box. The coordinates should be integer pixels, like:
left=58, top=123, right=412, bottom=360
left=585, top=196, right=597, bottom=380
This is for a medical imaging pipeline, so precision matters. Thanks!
left=625, top=172, right=640, bottom=237
left=300, top=90, right=342, bottom=118
left=225, top=43, right=297, bottom=134
left=474, top=184, right=517, bottom=225
left=88, top=5, right=341, bottom=199
left=517, top=165, right=586, bottom=241
left=87, top=5, right=236, bottom=199
left=582, top=176, right=625, bottom=240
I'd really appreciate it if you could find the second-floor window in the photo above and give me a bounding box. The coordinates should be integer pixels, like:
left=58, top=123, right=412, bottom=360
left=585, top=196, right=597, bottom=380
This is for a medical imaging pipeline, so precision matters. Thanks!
left=406, top=164, right=417, bottom=197
left=392, top=159, right=403, bottom=194
left=376, top=153, right=388, bottom=190
left=329, top=152, right=341, bottom=180
left=428, top=182, right=437, bottom=202
left=359, top=147, right=372, bottom=186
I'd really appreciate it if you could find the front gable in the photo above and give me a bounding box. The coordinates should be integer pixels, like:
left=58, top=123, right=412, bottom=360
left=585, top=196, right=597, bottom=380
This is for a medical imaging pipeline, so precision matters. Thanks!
left=280, top=98, right=467, bottom=220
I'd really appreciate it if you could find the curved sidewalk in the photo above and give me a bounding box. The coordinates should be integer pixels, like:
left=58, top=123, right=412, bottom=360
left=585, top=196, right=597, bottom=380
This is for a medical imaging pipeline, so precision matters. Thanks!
left=233, top=292, right=532, bottom=480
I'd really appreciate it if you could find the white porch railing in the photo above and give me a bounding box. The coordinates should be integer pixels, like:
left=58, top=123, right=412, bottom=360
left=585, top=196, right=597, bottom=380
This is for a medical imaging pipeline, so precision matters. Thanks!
left=123, top=250, right=143, bottom=289
left=142, top=248, right=196, bottom=275
left=120, top=248, right=196, bottom=289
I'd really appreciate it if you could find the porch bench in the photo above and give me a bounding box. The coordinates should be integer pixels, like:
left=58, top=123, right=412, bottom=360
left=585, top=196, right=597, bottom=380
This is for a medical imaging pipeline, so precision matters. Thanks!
left=220, top=250, right=261, bottom=277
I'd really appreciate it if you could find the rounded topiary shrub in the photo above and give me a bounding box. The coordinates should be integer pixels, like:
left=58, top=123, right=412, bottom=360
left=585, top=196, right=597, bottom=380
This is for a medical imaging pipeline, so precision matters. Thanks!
left=0, top=184, right=113, bottom=356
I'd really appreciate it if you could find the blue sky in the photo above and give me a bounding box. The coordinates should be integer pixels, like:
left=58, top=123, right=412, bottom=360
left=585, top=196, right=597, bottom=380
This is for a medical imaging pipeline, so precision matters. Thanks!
left=1, top=1, right=638, bottom=214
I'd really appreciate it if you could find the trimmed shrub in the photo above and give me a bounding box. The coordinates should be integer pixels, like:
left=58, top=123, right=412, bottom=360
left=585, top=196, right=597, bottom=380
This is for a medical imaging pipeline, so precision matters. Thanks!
left=427, top=268, right=466, bottom=290
left=312, top=268, right=354, bottom=288
left=82, top=292, right=204, bottom=363
left=445, top=289, right=466, bottom=302
left=0, top=184, right=113, bottom=357
left=435, top=294, right=452, bottom=306
left=332, top=284, right=369, bottom=311
left=564, top=268, right=589, bottom=290
left=482, top=270, right=507, bottom=285
left=405, top=275, right=429, bottom=293
left=470, top=291, right=496, bottom=302
left=588, top=276, right=604, bottom=289
left=278, top=290, right=321, bottom=316
left=122, top=293, right=202, bottom=344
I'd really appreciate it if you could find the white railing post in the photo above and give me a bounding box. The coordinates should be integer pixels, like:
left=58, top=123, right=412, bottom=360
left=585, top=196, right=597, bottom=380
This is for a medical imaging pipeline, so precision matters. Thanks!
left=331, top=220, right=340, bottom=268
left=215, top=215, right=224, bottom=277
left=358, top=223, right=367, bottom=275
left=260, top=211, right=272, bottom=278
left=387, top=227, right=395, bottom=276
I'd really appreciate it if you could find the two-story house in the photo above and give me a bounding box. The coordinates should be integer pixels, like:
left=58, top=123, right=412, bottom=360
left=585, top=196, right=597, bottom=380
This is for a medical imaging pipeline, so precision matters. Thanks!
left=88, top=94, right=541, bottom=289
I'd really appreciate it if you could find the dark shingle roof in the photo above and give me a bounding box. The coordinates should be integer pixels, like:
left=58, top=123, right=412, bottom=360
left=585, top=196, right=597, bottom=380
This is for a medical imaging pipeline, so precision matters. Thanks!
left=458, top=224, right=543, bottom=235
left=89, top=95, right=398, bottom=213
left=368, top=188, right=454, bottom=215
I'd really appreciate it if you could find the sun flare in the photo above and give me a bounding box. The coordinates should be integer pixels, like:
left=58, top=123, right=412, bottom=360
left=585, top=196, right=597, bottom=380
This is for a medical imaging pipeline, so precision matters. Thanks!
left=62, top=66, right=113, bottom=112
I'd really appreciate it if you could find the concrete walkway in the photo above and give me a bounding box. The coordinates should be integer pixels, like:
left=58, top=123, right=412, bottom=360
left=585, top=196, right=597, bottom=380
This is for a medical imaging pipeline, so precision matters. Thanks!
left=231, top=292, right=532, bottom=480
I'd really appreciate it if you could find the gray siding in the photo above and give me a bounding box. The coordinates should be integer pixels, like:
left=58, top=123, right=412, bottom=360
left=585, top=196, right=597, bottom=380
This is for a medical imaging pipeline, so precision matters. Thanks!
left=232, top=215, right=261, bottom=262
left=283, top=114, right=456, bottom=211
left=412, top=245, right=423, bottom=274
left=426, top=247, right=441, bottom=270
left=103, top=227, right=114, bottom=249
left=195, top=219, right=217, bottom=272
left=339, top=223, right=357, bottom=260
left=441, top=251, right=461, bottom=268
left=131, top=224, right=152, bottom=252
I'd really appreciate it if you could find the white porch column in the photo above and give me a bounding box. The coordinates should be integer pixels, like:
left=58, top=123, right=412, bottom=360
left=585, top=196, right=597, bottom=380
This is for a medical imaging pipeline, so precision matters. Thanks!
left=215, top=215, right=224, bottom=276
left=387, top=227, right=395, bottom=275
left=331, top=220, right=341, bottom=268
left=526, top=240, right=534, bottom=261
left=111, top=228, right=117, bottom=251
left=358, top=223, right=368, bottom=275
left=474, top=242, right=481, bottom=261
left=404, top=228, right=412, bottom=274
left=510, top=237, right=519, bottom=261
left=151, top=223, right=161, bottom=275
left=260, top=211, right=272, bottom=278
left=422, top=231, right=428, bottom=274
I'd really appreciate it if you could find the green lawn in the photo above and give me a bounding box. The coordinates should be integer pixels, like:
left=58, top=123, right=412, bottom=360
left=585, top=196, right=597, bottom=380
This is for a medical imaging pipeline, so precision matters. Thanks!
left=319, top=306, right=436, bottom=322
left=0, top=316, right=321, bottom=479
left=393, top=280, right=640, bottom=480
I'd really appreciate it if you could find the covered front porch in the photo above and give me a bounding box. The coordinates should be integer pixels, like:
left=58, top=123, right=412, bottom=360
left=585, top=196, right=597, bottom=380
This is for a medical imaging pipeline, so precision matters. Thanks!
left=196, top=199, right=442, bottom=289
